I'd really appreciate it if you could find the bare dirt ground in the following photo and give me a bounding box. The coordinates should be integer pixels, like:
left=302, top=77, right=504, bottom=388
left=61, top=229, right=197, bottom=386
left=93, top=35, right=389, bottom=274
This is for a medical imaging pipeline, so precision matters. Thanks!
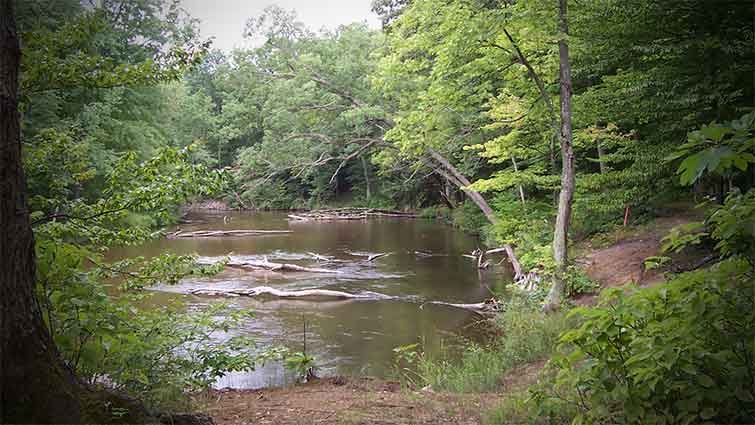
left=201, top=377, right=499, bottom=425
left=579, top=216, right=697, bottom=288
left=202, top=213, right=708, bottom=424
left=570, top=210, right=712, bottom=308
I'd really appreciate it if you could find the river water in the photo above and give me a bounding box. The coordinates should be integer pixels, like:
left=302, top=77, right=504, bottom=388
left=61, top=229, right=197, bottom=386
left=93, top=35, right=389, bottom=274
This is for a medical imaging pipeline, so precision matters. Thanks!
left=112, top=211, right=511, bottom=389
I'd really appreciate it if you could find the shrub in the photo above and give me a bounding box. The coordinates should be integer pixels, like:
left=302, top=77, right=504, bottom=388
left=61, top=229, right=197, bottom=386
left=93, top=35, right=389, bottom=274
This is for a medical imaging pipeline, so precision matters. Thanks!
left=528, top=258, right=755, bottom=424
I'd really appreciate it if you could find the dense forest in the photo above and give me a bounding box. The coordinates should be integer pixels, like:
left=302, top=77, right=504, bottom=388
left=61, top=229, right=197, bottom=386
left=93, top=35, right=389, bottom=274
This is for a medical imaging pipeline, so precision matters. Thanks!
left=1, top=0, right=753, bottom=423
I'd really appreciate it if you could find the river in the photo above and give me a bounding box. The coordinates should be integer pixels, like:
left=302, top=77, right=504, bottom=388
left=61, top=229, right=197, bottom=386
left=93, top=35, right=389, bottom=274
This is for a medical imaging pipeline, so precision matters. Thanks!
left=111, top=211, right=512, bottom=389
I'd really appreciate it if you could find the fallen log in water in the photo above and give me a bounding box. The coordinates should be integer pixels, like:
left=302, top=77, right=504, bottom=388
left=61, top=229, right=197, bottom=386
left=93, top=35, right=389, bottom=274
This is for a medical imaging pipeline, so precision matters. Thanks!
left=346, top=251, right=391, bottom=262
left=190, top=286, right=392, bottom=300
left=167, top=229, right=292, bottom=238
left=288, top=208, right=419, bottom=222
left=468, top=245, right=542, bottom=292
left=189, top=285, right=500, bottom=314
left=222, top=258, right=343, bottom=274
left=425, top=298, right=504, bottom=315
left=413, top=250, right=443, bottom=258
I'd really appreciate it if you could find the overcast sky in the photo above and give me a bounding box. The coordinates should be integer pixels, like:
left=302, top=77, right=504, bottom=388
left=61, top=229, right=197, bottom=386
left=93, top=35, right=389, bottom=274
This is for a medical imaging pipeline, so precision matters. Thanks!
left=180, top=0, right=381, bottom=52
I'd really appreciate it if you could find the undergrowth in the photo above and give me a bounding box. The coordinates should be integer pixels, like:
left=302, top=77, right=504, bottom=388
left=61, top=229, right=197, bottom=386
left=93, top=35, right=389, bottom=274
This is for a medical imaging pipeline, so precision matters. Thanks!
left=393, top=297, right=571, bottom=393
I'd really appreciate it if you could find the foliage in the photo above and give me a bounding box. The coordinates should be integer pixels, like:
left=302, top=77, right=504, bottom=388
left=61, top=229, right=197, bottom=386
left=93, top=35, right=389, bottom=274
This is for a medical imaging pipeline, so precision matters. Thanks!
left=394, top=298, right=570, bottom=393
left=529, top=258, right=754, bottom=424
left=281, top=351, right=318, bottom=383
left=516, top=111, right=755, bottom=423
left=19, top=0, right=207, bottom=96
left=449, top=201, right=490, bottom=236
left=29, top=146, right=265, bottom=410
left=15, top=0, right=755, bottom=416
left=669, top=112, right=755, bottom=187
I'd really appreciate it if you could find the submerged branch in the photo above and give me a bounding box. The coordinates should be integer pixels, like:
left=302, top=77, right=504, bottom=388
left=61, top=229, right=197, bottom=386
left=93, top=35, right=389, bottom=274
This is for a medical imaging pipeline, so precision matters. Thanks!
left=189, top=286, right=392, bottom=300
left=167, top=229, right=292, bottom=238
left=190, top=286, right=499, bottom=315
left=221, top=258, right=343, bottom=274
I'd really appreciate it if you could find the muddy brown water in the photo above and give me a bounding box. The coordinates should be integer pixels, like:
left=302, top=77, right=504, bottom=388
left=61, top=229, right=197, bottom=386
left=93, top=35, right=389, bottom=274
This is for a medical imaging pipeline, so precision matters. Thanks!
left=110, top=211, right=512, bottom=389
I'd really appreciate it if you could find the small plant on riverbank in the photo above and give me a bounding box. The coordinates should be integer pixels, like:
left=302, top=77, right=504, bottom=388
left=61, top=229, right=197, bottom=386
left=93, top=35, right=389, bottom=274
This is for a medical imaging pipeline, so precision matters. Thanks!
left=283, top=351, right=318, bottom=383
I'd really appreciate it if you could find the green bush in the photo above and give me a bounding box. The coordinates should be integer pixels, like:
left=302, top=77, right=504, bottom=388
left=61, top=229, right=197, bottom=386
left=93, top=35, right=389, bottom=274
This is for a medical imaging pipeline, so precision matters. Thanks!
left=527, top=258, right=754, bottom=424
left=450, top=200, right=490, bottom=236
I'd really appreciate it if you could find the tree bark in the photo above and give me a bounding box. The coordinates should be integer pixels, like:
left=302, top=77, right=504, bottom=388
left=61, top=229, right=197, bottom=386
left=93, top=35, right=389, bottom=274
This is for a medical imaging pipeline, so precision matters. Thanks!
left=596, top=138, right=607, bottom=174
left=1, top=4, right=152, bottom=422
left=511, top=156, right=526, bottom=203
left=544, top=0, right=576, bottom=312
left=0, top=2, right=84, bottom=421
left=361, top=155, right=371, bottom=200
left=426, top=147, right=498, bottom=224
left=425, top=148, right=538, bottom=285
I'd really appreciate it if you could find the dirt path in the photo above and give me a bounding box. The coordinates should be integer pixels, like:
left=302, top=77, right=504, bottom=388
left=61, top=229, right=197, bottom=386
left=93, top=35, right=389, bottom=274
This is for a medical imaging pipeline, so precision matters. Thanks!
left=574, top=215, right=702, bottom=305
left=202, top=377, right=498, bottom=425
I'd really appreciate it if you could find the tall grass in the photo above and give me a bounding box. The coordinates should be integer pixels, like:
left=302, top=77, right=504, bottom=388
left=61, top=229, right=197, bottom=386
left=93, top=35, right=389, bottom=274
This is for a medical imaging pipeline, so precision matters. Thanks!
left=402, top=299, right=569, bottom=393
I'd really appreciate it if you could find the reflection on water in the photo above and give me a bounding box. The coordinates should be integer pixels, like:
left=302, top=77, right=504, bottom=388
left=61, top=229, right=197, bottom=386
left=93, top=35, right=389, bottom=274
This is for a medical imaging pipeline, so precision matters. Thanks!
left=110, top=211, right=512, bottom=388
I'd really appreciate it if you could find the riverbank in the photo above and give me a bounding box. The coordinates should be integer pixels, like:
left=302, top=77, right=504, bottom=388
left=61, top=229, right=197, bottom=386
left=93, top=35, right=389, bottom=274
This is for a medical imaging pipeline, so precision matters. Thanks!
left=202, top=377, right=500, bottom=425
left=194, top=212, right=710, bottom=424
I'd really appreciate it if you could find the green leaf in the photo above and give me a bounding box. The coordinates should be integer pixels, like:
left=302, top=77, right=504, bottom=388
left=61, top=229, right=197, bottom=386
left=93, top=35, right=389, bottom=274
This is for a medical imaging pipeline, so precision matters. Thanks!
left=700, top=407, right=716, bottom=420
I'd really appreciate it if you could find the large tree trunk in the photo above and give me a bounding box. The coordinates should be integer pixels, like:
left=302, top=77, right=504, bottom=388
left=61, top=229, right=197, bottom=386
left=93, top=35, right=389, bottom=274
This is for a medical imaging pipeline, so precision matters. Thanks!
left=0, top=2, right=83, bottom=421
left=544, top=0, right=576, bottom=312
left=1, top=4, right=151, bottom=423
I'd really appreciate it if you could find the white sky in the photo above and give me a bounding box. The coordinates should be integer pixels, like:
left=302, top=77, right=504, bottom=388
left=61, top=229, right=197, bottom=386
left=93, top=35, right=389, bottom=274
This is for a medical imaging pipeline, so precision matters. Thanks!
left=180, top=0, right=381, bottom=52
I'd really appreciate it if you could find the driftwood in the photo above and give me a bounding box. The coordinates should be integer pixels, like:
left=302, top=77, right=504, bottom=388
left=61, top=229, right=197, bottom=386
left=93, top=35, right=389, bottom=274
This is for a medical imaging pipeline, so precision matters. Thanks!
left=413, top=250, right=441, bottom=258
left=190, top=286, right=392, bottom=300
left=425, top=298, right=504, bottom=315
left=347, top=251, right=391, bottom=262
left=167, top=229, right=292, bottom=238
left=306, top=252, right=339, bottom=263
left=469, top=245, right=541, bottom=292
left=189, top=285, right=498, bottom=314
left=288, top=208, right=418, bottom=222
left=221, top=258, right=343, bottom=274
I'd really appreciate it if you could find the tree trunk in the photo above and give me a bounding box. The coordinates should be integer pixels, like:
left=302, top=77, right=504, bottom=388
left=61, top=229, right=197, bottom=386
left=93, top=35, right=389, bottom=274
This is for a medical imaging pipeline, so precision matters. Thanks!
left=1, top=4, right=150, bottom=422
left=544, top=0, right=576, bottom=312
left=596, top=138, right=607, bottom=174
left=361, top=154, right=371, bottom=200
left=0, top=2, right=83, bottom=421
left=511, top=156, right=526, bottom=203
left=425, top=148, right=535, bottom=283
left=426, top=147, right=498, bottom=224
